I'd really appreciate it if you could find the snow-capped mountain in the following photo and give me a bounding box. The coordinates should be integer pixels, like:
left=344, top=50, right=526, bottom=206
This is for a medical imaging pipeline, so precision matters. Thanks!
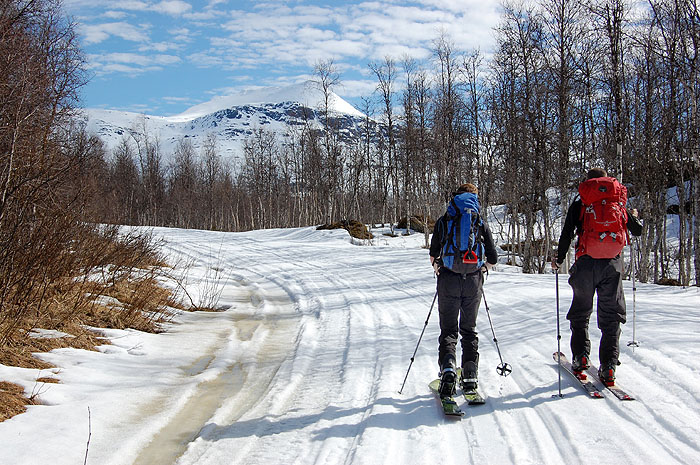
left=83, top=81, right=369, bottom=162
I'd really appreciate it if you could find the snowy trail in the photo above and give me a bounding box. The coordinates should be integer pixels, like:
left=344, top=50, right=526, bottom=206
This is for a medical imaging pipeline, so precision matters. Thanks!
left=0, top=226, right=698, bottom=465
left=154, top=227, right=700, bottom=465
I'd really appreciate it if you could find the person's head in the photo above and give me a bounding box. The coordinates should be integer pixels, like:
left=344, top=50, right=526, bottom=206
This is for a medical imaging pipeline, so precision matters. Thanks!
left=456, top=183, right=478, bottom=195
left=586, top=167, right=608, bottom=179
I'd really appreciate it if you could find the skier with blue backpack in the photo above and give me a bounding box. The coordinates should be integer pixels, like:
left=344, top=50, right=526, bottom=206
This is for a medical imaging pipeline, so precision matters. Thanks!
left=429, top=183, right=498, bottom=397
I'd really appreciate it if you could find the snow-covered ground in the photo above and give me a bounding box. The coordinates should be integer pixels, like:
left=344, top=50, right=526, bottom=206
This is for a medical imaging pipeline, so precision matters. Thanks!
left=1, top=225, right=699, bottom=465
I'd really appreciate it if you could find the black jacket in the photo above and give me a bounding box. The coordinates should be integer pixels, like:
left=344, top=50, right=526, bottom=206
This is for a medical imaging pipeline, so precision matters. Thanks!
left=556, top=199, right=643, bottom=263
left=429, top=214, right=499, bottom=267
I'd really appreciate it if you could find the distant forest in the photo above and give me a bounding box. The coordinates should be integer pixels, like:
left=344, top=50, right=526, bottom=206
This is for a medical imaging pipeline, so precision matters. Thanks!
left=2, top=0, right=698, bottom=287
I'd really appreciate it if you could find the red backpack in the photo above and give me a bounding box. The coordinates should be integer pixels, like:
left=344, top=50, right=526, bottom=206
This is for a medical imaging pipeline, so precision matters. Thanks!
left=576, top=177, right=629, bottom=259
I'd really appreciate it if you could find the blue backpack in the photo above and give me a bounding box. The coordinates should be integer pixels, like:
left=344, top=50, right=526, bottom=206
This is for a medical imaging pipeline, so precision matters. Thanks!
left=440, top=192, right=484, bottom=274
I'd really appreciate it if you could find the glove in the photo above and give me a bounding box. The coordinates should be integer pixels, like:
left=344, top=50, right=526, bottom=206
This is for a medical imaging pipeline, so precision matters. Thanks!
left=551, top=259, right=561, bottom=271
left=430, top=257, right=440, bottom=275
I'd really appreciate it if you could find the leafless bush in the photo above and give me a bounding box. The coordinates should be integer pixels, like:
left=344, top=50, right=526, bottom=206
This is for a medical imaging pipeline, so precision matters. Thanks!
left=0, top=224, right=181, bottom=368
left=0, top=0, right=180, bottom=357
left=0, top=1, right=189, bottom=421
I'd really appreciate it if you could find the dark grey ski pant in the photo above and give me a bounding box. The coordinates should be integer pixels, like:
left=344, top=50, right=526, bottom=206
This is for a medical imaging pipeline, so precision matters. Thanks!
left=437, top=269, right=482, bottom=373
left=567, top=255, right=627, bottom=365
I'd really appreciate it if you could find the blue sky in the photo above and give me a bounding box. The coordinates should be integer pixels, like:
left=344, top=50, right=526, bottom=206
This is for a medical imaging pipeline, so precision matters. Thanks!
left=64, top=0, right=501, bottom=116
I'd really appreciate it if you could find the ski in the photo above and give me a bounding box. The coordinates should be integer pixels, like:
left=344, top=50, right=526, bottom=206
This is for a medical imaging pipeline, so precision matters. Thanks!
left=456, top=369, right=485, bottom=405
left=428, top=378, right=464, bottom=417
left=553, top=352, right=604, bottom=399
left=462, top=389, right=485, bottom=405
left=586, top=365, right=635, bottom=401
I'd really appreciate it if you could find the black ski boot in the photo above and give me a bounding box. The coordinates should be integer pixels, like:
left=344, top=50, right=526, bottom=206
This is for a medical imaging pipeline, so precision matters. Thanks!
left=599, top=360, right=617, bottom=386
left=571, top=353, right=590, bottom=377
left=461, top=361, right=478, bottom=391
left=439, top=367, right=457, bottom=398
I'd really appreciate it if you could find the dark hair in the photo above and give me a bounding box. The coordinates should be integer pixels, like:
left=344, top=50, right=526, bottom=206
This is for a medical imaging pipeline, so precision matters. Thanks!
left=456, top=183, right=478, bottom=194
left=586, top=167, right=608, bottom=179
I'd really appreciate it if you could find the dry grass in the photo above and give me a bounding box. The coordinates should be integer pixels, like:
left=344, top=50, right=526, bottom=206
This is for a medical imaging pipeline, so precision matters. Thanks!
left=0, top=226, right=186, bottom=422
left=0, top=381, right=35, bottom=422
left=83, top=276, right=183, bottom=332
left=0, top=336, right=83, bottom=370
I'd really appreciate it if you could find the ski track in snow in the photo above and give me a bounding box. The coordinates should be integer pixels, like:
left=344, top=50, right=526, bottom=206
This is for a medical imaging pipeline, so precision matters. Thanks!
left=0, top=226, right=698, bottom=465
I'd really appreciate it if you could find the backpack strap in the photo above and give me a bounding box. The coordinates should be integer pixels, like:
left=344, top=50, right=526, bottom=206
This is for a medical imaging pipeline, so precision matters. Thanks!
left=442, top=199, right=460, bottom=260
left=436, top=210, right=453, bottom=263
left=470, top=213, right=485, bottom=266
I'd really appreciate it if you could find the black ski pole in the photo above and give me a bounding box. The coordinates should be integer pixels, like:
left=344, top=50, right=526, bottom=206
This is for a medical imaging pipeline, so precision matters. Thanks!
left=554, top=268, right=563, bottom=397
left=398, top=289, right=438, bottom=394
left=628, top=237, right=640, bottom=348
left=482, top=290, right=512, bottom=377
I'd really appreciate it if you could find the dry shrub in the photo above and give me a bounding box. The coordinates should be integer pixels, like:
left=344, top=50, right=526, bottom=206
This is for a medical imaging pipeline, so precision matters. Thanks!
left=0, top=381, right=35, bottom=422
left=83, top=275, right=182, bottom=333
left=0, top=1, right=184, bottom=422
left=317, top=219, right=373, bottom=239
left=397, top=215, right=434, bottom=233
left=55, top=227, right=182, bottom=333
left=0, top=225, right=181, bottom=364
left=1, top=224, right=179, bottom=338
left=0, top=224, right=183, bottom=421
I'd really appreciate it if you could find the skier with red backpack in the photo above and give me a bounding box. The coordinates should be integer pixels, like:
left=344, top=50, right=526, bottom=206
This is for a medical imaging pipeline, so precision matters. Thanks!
left=429, top=183, right=499, bottom=398
left=552, top=168, right=642, bottom=385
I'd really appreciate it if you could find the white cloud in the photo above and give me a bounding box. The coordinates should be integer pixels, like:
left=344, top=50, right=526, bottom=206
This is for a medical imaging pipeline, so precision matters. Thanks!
left=87, top=52, right=181, bottom=76
left=153, top=54, right=181, bottom=65
left=102, top=11, right=128, bottom=19
left=210, top=1, right=499, bottom=71
left=154, top=1, right=192, bottom=16
left=168, top=27, right=194, bottom=44
left=163, top=96, right=196, bottom=105
left=139, top=41, right=181, bottom=53
left=371, top=43, right=429, bottom=61
left=296, top=27, right=336, bottom=41
left=183, top=10, right=220, bottom=21
left=115, top=1, right=150, bottom=11
left=67, top=0, right=192, bottom=16
left=100, top=52, right=180, bottom=66
left=337, top=79, right=379, bottom=99
left=169, top=27, right=190, bottom=36
left=71, top=0, right=504, bottom=111
left=81, top=22, right=150, bottom=45
left=101, top=63, right=147, bottom=74
left=187, top=51, right=226, bottom=68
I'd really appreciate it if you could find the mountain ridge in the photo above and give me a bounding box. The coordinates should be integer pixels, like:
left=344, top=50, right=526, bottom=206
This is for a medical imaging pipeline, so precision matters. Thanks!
left=82, top=81, right=368, bottom=162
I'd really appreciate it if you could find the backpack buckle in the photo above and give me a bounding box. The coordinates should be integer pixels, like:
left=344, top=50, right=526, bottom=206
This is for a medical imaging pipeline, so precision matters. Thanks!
left=462, top=250, right=478, bottom=264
